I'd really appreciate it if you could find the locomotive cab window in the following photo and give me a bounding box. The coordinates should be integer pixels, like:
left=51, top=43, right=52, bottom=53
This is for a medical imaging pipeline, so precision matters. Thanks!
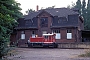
left=44, top=36, right=48, bottom=39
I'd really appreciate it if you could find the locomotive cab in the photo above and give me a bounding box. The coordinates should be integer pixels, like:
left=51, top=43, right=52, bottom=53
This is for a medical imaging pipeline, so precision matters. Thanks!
left=27, top=33, right=58, bottom=48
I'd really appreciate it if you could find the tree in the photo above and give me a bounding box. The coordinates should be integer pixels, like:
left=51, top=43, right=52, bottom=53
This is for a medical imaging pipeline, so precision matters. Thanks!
left=25, top=9, right=35, bottom=14
left=68, top=0, right=90, bottom=30
left=46, top=5, right=55, bottom=9
left=67, top=2, right=75, bottom=9
left=82, top=0, right=87, bottom=29
left=82, top=0, right=86, bottom=16
left=74, top=0, right=82, bottom=15
left=0, top=0, right=22, bottom=59
left=86, top=0, right=90, bottom=30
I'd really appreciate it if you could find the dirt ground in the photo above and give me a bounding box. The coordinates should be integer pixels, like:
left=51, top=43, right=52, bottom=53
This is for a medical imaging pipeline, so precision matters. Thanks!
left=6, top=48, right=90, bottom=60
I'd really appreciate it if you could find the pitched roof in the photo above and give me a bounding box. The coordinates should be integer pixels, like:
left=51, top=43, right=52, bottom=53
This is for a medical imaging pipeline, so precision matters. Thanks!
left=45, top=8, right=78, bottom=17
left=24, top=8, right=79, bottom=20
left=24, top=11, right=41, bottom=20
left=15, top=27, right=38, bottom=30
left=51, top=25, right=78, bottom=28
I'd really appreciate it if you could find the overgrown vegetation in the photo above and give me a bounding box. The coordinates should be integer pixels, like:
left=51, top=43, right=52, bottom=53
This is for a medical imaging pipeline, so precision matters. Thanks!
left=0, top=0, right=90, bottom=59
left=79, top=49, right=90, bottom=57
left=0, top=0, right=22, bottom=59
left=68, top=0, right=90, bottom=30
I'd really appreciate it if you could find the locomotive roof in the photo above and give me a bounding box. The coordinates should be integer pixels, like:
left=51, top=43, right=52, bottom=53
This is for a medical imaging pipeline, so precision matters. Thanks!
left=43, top=33, right=54, bottom=36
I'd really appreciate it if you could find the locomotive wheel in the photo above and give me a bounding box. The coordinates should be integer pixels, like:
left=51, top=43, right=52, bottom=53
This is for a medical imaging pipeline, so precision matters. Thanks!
left=54, top=44, right=58, bottom=48
left=28, top=44, right=32, bottom=48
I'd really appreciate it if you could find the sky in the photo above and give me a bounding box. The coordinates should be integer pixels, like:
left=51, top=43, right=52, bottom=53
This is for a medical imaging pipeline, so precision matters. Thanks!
left=15, top=0, right=87, bottom=14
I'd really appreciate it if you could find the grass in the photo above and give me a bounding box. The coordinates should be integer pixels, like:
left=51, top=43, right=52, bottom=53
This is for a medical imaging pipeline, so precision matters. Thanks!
left=7, top=47, right=18, bottom=56
left=79, top=49, right=90, bottom=57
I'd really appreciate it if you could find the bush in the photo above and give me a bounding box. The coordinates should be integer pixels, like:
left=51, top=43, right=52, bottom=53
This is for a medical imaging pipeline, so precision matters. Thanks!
left=0, top=40, right=9, bottom=59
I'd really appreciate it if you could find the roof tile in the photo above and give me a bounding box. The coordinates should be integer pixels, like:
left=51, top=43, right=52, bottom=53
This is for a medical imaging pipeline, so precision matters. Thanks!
left=24, top=8, right=79, bottom=20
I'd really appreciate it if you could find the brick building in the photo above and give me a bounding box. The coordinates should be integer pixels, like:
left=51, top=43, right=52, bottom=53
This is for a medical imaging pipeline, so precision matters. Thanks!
left=10, top=7, right=84, bottom=46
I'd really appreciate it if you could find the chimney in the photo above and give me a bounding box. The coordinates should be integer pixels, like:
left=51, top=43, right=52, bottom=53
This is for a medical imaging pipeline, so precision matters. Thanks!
left=36, top=5, right=39, bottom=11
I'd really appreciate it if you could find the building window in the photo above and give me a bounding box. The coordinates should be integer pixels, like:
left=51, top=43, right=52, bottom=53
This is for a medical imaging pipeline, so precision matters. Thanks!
left=42, top=31, right=47, bottom=34
left=56, top=33, right=61, bottom=39
left=52, top=30, right=61, bottom=39
left=32, top=31, right=35, bottom=34
left=25, top=19, right=33, bottom=26
left=32, top=31, right=36, bottom=38
left=67, top=29, right=72, bottom=39
left=58, top=17, right=67, bottom=23
left=52, top=30, right=60, bottom=33
left=40, top=17, right=48, bottom=27
left=21, top=31, right=25, bottom=39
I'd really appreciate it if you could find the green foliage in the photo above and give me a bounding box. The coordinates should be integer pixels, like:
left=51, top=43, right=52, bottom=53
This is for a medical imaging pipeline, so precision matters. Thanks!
left=82, top=0, right=87, bottom=29
left=25, top=9, right=35, bottom=14
left=75, top=0, right=82, bottom=14
left=0, top=0, right=22, bottom=59
left=68, top=0, right=90, bottom=30
left=86, top=0, right=90, bottom=30
left=46, top=5, right=55, bottom=9
left=25, top=6, right=56, bottom=15
left=79, top=49, right=90, bottom=57
left=0, top=40, right=8, bottom=58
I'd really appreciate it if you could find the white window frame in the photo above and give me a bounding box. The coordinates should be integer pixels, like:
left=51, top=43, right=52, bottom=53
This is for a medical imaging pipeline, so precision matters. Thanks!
left=67, top=33, right=72, bottom=39
left=52, top=30, right=61, bottom=39
left=21, top=34, right=25, bottom=39
left=55, top=33, right=61, bottom=39
left=32, top=34, right=36, bottom=38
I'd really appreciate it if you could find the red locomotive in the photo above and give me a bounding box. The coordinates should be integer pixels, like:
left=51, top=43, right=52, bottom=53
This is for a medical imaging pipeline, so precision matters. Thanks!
left=27, top=33, right=58, bottom=48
